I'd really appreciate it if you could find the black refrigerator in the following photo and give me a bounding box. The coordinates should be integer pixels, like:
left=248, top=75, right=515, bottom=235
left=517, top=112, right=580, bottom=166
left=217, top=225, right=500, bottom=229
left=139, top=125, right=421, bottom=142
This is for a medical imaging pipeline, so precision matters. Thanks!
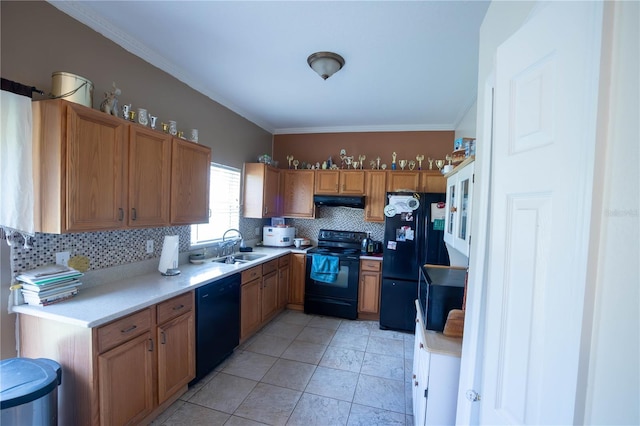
left=379, top=192, right=449, bottom=331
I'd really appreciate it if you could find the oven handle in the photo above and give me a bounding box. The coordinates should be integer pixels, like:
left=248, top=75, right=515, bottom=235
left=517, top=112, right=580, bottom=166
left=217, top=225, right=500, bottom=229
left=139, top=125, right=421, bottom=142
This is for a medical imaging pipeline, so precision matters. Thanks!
left=304, top=295, right=353, bottom=306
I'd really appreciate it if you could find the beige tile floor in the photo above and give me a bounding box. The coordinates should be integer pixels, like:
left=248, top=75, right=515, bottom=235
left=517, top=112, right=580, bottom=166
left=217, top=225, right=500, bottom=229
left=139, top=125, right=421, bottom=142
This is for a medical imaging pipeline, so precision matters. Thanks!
left=152, top=310, right=415, bottom=426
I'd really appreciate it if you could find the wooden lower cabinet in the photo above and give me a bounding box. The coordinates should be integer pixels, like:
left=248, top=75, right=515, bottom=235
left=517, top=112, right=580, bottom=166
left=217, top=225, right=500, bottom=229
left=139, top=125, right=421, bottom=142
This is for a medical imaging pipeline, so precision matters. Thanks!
left=18, top=292, right=195, bottom=426
left=98, top=332, right=155, bottom=425
left=157, top=311, right=195, bottom=404
left=288, top=253, right=306, bottom=309
left=241, top=274, right=262, bottom=340
left=240, top=256, right=289, bottom=342
left=261, top=270, right=279, bottom=322
left=278, top=255, right=291, bottom=309
left=358, top=259, right=382, bottom=320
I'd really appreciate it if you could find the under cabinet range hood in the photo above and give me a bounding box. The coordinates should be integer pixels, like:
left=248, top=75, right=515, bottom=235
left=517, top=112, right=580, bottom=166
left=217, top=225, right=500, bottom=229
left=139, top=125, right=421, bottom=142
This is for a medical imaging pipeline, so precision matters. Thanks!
left=313, top=195, right=365, bottom=209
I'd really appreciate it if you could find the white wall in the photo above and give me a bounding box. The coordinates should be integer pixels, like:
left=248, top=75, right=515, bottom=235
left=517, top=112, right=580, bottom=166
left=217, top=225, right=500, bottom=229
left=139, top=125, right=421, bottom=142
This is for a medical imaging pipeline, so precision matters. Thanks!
left=581, top=1, right=639, bottom=423
left=454, top=101, right=477, bottom=140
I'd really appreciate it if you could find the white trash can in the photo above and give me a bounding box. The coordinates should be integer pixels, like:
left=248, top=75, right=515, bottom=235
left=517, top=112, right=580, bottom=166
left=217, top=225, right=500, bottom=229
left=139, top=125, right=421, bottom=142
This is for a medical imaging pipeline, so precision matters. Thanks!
left=0, top=358, right=61, bottom=426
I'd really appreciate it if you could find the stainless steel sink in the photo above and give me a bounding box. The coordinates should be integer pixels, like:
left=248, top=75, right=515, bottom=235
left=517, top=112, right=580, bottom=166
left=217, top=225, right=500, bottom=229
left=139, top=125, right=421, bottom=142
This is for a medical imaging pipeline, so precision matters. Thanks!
left=232, top=253, right=267, bottom=261
left=208, top=253, right=267, bottom=264
left=211, top=256, right=248, bottom=265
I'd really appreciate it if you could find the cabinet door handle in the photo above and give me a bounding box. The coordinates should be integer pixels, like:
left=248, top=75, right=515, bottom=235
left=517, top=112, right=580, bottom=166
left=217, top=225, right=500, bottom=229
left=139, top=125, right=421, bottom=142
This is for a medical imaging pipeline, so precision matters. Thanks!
left=173, top=304, right=185, bottom=311
left=414, top=380, right=419, bottom=387
left=121, top=325, right=137, bottom=334
left=450, top=207, right=458, bottom=212
left=160, top=331, right=166, bottom=345
left=118, top=208, right=124, bottom=221
left=148, top=338, right=154, bottom=352
left=131, top=208, right=137, bottom=220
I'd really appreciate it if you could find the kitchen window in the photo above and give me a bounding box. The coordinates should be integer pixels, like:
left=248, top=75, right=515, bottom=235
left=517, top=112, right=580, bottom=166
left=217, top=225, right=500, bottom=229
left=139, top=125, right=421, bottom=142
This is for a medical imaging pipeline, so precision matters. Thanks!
left=190, top=163, right=240, bottom=248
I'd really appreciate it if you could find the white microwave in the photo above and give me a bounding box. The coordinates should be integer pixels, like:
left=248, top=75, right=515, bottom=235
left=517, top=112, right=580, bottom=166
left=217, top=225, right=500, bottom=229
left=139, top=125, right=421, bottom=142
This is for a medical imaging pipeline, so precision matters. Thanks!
left=263, top=226, right=296, bottom=247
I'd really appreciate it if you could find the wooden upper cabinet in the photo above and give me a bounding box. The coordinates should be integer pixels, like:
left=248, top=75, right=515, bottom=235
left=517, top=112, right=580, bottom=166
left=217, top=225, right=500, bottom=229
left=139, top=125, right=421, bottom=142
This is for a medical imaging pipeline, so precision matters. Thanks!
left=420, top=171, right=447, bottom=194
left=281, top=170, right=315, bottom=218
left=315, top=170, right=340, bottom=194
left=32, top=99, right=212, bottom=232
left=386, top=171, right=421, bottom=192
left=365, top=170, right=387, bottom=222
left=340, top=170, right=365, bottom=194
left=32, top=99, right=127, bottom=233
left=170, top=139, right=211, bottom=224
left=243, top=163, right=281, bottom=218
left=128, top=126, right=172, bottom=227
left=315, top=170, right=365, bottom=195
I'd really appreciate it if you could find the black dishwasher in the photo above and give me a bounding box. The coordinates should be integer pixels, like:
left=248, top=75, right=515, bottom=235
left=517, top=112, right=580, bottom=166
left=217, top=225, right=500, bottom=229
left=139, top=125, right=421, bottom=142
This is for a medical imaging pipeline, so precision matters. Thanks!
left=190, top=273, right=240, bottom=385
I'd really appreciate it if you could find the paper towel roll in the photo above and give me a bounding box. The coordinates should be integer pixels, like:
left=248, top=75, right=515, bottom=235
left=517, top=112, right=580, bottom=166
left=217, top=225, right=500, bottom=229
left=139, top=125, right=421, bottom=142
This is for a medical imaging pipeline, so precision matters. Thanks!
left=158, top=235, right=179, bottom=274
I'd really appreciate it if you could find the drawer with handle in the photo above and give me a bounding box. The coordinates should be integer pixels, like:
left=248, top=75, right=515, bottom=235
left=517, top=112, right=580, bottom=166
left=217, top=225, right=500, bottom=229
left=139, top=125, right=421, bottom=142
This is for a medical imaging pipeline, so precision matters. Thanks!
left=242, top=265, right=262, bottom=284
left=361, top=259, right=382, bottom=272
left=97, top=308, right=152, bottom=353
left=262, top=259, right=278, bottom=275
left=157, top=291, right=193, bottom=324
left=278, top=254, right=290, bottom=268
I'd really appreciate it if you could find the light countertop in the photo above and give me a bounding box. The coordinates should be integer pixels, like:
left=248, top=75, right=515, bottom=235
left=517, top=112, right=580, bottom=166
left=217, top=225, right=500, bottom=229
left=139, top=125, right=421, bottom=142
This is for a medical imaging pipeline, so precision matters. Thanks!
left=12, top=247, right=304, bottom=329
left=359, top=254, right=383, bottom=261
left=414, top=299, right=462, bottom=357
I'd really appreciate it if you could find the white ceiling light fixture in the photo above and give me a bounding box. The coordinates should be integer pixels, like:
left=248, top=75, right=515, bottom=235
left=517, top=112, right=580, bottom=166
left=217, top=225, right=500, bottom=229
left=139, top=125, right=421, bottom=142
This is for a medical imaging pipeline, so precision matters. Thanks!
left=307, top=51, right=345, bottom=80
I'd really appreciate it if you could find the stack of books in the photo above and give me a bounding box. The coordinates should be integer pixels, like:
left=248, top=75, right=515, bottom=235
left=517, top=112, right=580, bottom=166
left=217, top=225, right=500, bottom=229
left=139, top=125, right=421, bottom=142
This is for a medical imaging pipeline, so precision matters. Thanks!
left=17, top=264, right=84, bottom=306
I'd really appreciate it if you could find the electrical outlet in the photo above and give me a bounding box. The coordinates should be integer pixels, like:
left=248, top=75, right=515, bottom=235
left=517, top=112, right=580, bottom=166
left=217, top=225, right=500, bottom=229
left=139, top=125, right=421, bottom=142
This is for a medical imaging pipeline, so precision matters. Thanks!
left=56, top=251, right=70, bottom=266
left=146, top=240, right=154, bottom=254
left=255, top=227, right=261, bottom=236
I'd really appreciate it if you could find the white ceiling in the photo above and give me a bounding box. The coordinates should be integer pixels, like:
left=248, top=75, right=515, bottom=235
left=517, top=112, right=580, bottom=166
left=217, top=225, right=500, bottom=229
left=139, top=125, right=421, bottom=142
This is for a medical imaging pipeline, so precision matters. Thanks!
left=51, top=1, right=490, bottom=135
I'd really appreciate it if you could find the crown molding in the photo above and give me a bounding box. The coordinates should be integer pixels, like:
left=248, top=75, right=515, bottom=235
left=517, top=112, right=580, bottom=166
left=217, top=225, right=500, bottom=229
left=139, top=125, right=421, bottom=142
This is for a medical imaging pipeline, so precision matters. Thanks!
left=47, top=1, right=275, bottom=133
left=273, top=123, right=455, bottom=135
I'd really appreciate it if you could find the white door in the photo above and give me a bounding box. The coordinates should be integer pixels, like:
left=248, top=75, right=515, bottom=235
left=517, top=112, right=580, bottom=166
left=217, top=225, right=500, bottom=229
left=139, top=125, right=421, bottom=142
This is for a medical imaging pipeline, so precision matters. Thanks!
left=478, top=2, right=602, bottom=424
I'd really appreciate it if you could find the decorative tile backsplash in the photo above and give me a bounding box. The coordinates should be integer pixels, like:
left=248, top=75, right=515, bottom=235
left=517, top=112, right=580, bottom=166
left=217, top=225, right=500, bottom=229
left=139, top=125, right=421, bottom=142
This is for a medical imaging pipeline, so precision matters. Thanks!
left=9, top=226, right=191, bottom=277
left=6, top=211, right=377, bottom=280
left=287, top=207, right=384, bottom=243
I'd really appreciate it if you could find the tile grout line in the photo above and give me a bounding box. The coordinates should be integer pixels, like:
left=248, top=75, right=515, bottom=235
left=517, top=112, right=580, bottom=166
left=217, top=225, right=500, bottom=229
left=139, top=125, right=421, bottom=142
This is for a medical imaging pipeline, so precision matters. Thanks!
left=163, top=312, right=412, bottom=425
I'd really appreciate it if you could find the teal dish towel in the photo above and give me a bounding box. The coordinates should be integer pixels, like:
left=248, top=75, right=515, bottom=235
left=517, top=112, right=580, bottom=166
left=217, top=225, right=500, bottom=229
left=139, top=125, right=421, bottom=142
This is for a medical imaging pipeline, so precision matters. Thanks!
left=310, top=254, right=339, bottom=284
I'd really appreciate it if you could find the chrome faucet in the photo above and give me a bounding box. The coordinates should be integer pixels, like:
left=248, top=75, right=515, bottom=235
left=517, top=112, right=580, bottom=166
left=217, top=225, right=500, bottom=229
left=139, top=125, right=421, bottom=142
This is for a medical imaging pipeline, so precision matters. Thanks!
left=222, top=228, right=244, bottom=255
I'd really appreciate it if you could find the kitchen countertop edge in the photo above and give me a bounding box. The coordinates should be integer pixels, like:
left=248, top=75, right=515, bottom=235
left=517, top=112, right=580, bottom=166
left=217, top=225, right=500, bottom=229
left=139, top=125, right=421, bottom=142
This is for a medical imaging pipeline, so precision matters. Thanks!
left=415, top=300, right=462, bottom=357
left=12, top=247, right=308, bottom=328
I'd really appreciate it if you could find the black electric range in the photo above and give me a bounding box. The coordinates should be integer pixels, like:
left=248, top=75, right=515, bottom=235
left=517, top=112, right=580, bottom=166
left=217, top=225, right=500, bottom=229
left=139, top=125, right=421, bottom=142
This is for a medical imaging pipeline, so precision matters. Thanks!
left=304, top=229, right=367, bottom=320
